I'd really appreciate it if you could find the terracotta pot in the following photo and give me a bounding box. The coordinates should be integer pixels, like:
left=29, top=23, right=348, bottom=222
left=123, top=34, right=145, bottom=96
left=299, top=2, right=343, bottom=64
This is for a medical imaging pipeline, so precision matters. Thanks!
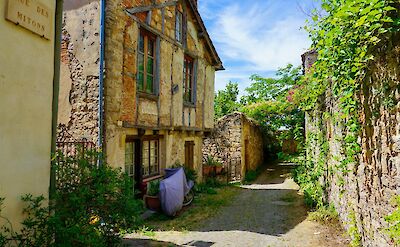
left=144, top=195, right=161, bottom=211
left=215, top=166, right=223, bottom=174
left=203, top=166, right=213, bottom=176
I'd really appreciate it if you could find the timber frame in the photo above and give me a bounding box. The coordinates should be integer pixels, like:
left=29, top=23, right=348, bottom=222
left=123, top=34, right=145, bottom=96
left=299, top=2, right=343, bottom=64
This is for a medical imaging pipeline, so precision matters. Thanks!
left=125, top=0, right=224, bottom=71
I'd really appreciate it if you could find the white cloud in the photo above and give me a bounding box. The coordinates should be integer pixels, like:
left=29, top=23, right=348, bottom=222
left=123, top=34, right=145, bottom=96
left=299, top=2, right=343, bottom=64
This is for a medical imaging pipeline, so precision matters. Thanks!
left=213, top=3, right=311, bottom=71
left=199, top=1, right=313, bottom=94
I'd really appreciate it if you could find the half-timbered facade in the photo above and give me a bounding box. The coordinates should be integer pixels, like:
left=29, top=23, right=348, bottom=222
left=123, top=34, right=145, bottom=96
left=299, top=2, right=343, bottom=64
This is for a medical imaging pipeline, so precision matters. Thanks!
left=59, top=0, right=223, bottom=190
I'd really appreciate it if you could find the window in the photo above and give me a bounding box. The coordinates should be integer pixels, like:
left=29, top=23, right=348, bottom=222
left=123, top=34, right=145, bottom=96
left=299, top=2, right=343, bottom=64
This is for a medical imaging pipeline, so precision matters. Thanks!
left=175, top=10, right=183, bottom=43
left=138, top=30, right=156, bottom=94
left=142, top=139, right=159, bottom=178
left=125, top=141, right=136, bottom=186
left=183, top=55, right=194, bottom=103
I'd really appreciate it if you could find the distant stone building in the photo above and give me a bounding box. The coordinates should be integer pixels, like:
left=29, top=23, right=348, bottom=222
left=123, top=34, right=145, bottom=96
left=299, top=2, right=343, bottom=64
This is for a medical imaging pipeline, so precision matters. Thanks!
left=202, top=112, right=264, bottom=181
left=58, top=0, right=223, bottom=189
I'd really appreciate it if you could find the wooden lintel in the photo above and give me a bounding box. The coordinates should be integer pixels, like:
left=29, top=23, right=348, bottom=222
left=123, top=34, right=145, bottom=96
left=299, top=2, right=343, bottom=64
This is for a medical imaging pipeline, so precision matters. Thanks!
left=126, top=0, right=178, bottom=14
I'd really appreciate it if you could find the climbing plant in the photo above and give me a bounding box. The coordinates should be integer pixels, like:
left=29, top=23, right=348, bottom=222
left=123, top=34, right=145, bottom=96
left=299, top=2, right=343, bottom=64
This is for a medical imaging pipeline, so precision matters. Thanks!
left=293, top=0, right=399, bottom=202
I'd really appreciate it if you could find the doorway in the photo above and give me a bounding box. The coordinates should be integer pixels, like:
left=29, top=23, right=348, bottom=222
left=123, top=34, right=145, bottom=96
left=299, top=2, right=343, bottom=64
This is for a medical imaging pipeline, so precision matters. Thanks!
left=185, top=141, right=195, bottom=169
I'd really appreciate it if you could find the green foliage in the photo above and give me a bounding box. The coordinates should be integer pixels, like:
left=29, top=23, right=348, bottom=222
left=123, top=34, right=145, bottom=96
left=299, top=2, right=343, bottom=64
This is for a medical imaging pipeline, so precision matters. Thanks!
left=147, top=180, right=160, bottom=197
left=384, top=196, right=400, bottom=245
left=241, top=64, right=305, bottom=150
left=214, top=82, right=240, bottom=119
left=195, top=178, right=224, bottom=194
left=277, top=152, right=304, bottom=163
left=204, top=156, right=221, bottom=167
left=308, top=204, right=339, bottom=225
left=0, top=151, right=144, bottom=247
left=348, top=211, right=361, bottom=247
left=295, top=0, right=399, bottom=112
left=52, top=151, right=144, bottom=246
left=292, top=132, right=328, bottom=208
left=292, top=3, right=399, bottom=235
left=241, top=64, right=302, bottom=104
left=293, top=0, right=399, bottom=177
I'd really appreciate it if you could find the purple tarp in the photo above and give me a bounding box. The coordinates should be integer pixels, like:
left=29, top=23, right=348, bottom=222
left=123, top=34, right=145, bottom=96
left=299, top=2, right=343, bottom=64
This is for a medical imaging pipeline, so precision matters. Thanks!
left=159, top=168, right=193, bottom=216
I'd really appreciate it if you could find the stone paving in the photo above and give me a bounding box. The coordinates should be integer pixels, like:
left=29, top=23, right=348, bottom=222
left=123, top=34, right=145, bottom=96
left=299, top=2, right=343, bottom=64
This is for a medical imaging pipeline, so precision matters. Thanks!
left=125, top=163, right=349, bottom=247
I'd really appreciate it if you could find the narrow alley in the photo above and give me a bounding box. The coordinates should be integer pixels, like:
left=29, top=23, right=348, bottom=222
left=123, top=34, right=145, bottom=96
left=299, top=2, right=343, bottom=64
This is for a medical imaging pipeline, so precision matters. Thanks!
left=125, top=163, right=349, bottom=247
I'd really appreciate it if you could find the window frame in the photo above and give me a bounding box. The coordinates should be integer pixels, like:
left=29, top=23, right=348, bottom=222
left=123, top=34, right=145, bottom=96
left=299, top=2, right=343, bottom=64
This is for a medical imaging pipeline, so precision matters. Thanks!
left=141, top=138, right=160, bottom=179
left=137, top=29, right=157, bottom=95
left=183, top=55, right=195, bottom=104
left=124, top=141, right=135, bottom=183
left=175, top=9, right=183, bottom=43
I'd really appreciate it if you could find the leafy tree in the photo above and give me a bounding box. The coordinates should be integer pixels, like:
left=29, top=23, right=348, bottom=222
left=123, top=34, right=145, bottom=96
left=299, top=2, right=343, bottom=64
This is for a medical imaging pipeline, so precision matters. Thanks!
left=214, top=82, right=240, bottom=119
left=240, top=64, right=305, bottom=148
left=241, top=64, right=302, bottom=104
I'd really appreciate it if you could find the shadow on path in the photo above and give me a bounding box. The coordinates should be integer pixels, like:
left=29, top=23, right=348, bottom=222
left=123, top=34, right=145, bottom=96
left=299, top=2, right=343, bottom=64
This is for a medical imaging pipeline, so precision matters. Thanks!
left=196, top=162, right=306, bottom=236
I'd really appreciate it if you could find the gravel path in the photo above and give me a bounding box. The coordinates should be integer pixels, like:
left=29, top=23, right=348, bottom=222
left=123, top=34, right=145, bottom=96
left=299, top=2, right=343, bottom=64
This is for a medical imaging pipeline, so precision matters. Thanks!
left=125, top=163, right=349, bottom=247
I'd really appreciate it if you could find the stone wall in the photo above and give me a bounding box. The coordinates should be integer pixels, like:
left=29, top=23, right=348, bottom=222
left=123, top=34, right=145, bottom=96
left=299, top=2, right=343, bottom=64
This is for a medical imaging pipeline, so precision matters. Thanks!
left=58, top=0, right=101, bottom=144
left=202, top=112, right=264, bottom=179
left=304, top=40, right=400, bottom=246
left=242, top=116, right=264, bottom=172
left=103, top=0, right=220, bottom=177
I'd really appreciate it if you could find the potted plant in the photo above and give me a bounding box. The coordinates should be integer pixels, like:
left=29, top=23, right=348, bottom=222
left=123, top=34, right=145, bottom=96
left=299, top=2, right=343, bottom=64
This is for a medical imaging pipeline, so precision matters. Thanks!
left=203, top=156, right=216, bottom=176
left=215, top=161, right=224, bottom=175
left=144, top=180, right=161, bottom=211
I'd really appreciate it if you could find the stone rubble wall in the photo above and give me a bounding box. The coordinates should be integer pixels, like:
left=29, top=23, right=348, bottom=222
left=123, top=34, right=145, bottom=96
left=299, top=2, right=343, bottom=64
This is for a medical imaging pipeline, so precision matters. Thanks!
left=304, top=41, right=400, bottom=246
left=58, top=0, right=101, bottom=144
left=202, top=112, right=264, bottom=178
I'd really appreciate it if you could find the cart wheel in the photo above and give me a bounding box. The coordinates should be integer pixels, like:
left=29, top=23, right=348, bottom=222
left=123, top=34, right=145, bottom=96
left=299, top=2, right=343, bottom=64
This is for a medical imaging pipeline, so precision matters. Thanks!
left=183, top=190, right=194, bottom=206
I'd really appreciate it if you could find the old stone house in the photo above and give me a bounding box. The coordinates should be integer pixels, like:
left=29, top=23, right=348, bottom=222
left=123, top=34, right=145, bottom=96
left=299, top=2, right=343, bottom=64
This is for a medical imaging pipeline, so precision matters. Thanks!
left=59, top=0, right=223, bottom=189
left=202, top=112, right=264, bottom=181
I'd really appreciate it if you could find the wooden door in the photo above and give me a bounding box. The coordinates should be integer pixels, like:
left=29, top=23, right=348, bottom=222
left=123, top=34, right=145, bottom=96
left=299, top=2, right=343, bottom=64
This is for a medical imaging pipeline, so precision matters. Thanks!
left=184, top=141, right=195, bottom=169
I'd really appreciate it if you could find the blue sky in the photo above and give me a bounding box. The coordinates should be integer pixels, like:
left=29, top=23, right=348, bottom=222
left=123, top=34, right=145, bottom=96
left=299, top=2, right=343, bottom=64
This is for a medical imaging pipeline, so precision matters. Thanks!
left=197, top=0, right=319, bottom=94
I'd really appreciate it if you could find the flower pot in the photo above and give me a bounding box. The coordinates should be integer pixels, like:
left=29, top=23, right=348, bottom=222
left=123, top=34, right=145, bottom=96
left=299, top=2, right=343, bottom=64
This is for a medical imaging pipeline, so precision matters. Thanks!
left=203, top=166, right=213, bottom=176
left=144, top=195, right=161, bottom=211
left=215, top=166, right=223, bottom=175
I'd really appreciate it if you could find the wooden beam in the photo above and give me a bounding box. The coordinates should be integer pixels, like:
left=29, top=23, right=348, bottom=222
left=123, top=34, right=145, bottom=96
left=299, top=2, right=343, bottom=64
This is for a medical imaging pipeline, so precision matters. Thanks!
left=125, top=11, right=183, bottom=49
left=126, top=0, right=178, bottom=14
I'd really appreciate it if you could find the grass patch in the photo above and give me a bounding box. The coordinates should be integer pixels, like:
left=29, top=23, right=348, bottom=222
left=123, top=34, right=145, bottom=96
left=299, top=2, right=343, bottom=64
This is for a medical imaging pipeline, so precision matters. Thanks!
left=277, top=152, right=304, bottom=163
left=144, top=186, right=240, bottom=231
left=308, top=204, right=339, bottom=226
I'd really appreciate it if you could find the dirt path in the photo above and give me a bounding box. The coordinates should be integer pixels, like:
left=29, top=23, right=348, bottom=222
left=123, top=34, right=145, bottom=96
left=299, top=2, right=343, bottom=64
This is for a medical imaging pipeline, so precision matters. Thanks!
left=125, top=163, right=349, bottom=247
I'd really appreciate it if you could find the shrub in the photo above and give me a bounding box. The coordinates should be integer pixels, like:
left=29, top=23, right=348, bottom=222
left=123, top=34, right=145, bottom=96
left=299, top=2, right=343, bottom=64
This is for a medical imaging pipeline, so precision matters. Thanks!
left=0, top=150, right=144, bottom=246
left=309, top=204, right=339, bottom=225
left=147, top=180, right=160, bottom=196
left=51, top=150, right=144, bottom=246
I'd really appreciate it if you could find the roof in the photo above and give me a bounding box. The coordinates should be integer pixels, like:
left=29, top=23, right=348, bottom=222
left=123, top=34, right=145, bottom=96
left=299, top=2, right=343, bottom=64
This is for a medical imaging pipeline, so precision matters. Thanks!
left=125, top=0, right=224, bottom=70
left=186, top=0, right=224, bottom=70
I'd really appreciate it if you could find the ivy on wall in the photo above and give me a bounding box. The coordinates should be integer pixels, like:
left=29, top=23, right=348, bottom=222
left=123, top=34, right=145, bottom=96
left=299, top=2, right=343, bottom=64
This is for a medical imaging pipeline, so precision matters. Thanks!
left=292, top=0, right=399, bottom=243
left=293, top=0, right=399, bottom=195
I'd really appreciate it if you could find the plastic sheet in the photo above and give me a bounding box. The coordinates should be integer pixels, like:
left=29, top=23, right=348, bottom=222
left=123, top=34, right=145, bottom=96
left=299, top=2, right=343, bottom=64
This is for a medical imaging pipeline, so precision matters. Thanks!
left=159, top=168, right=192, bottom=216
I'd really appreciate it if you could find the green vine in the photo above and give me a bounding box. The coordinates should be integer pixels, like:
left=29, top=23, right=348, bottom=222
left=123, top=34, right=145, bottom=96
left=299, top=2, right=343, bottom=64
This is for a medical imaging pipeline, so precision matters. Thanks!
left=294, top=0, right=399, bottom=173
left=384, top=196, right=400, bottom=245
left=292, top=2, right=399, bottom=244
